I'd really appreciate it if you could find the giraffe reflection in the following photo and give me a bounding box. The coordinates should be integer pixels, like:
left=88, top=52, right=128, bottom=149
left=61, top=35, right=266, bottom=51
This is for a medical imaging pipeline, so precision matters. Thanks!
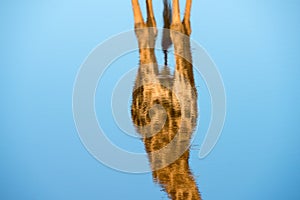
left=131, top=0, right=201, bottom=199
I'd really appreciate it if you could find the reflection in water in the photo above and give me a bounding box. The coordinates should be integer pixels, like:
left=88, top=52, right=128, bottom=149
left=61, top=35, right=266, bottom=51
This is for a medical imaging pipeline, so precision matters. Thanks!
left=131, top=0, right=201, bottom=199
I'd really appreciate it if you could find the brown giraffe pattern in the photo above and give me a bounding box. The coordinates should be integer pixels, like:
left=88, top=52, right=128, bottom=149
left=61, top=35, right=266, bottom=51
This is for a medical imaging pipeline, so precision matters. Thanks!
left=131, top=1, right=201, bottom=199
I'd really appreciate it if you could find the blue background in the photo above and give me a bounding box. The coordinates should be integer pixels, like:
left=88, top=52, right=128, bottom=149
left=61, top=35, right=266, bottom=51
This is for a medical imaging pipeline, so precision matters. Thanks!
left=1, top=0, right=300, bottom=199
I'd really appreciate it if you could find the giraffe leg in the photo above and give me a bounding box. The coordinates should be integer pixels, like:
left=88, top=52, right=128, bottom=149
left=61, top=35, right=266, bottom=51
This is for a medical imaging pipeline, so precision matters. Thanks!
left=172, top=0, right=181, bottom=24
left=183, top=0, right=192, bottom=22
left=171, top=0, right=185, bottom=34
left=132, top=0, right=144, bottom=25
left=146, top=0, right=156, bottom=27
left=183, top=0, right=192, bottom=35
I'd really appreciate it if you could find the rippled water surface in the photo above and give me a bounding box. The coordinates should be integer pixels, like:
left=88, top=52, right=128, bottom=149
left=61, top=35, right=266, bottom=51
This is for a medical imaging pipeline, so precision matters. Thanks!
left=1, top=1, right=300, bottom=200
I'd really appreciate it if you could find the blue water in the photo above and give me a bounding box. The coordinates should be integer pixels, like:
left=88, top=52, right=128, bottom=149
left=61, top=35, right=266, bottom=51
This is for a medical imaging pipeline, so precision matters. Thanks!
left=1, top=0, right=300, bottom=199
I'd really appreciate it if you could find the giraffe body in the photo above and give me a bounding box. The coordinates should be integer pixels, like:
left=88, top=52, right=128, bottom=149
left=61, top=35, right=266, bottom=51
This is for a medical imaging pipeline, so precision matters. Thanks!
left=131, top=1, right=201, bottom=199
